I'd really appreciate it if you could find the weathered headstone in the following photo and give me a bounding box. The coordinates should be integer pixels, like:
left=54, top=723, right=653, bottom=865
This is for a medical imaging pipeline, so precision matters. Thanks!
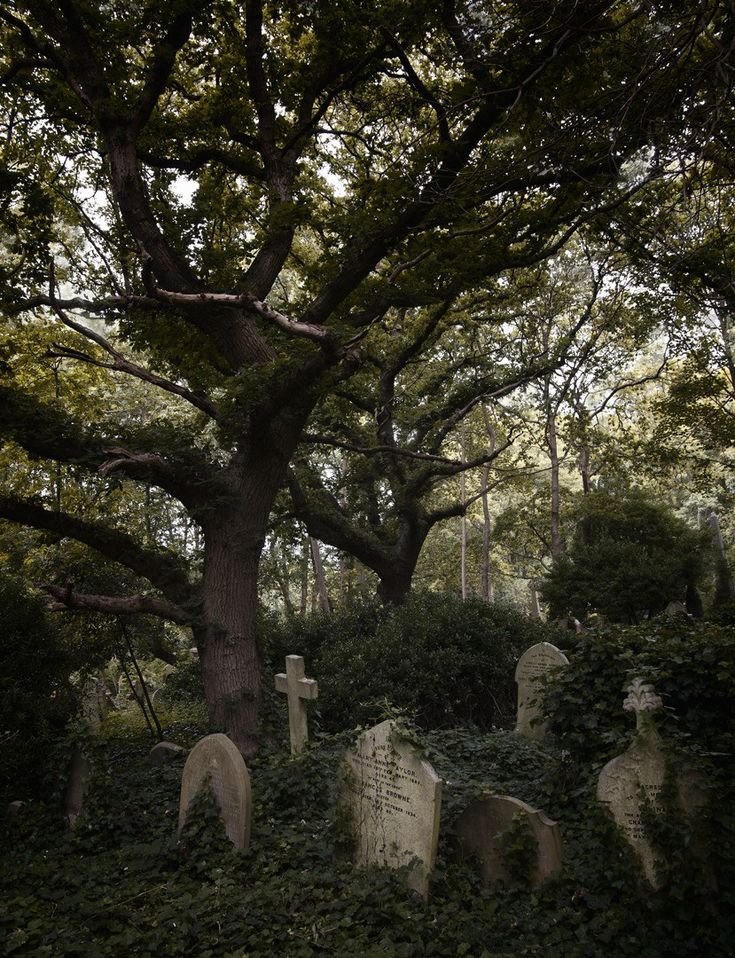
left=275, top=654, right=319, bottom=754
left=455, top=794, right=563, bottom=885
left=339, top=719, right=442, bottom=898
left=664, top=600, right=687, bottom=617
left=178, top=733, right=252, bottom=850
left=597, top=678, right=667, bottom=887
left=515, top=642, right=569, bottom=740
left=80, top=676, right=112, bottom=731
left=150, top=741, right=187, bottom=764
left=64, top=745, right=91, bottom=828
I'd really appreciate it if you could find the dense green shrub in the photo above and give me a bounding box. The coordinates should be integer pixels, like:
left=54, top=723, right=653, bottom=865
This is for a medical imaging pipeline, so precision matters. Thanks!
left=541, top=491, right=708, bottom=623
left=0, top=573, right=78, bottom=807
left=261, top=593, right=559, bottom=733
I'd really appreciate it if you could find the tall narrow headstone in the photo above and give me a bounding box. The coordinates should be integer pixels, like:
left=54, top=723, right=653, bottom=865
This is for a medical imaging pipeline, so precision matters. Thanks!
left=455, top=794, right=563, bottom=885
left=339, top=719, right=442, bottom=898
left=64, top=746, right=91, bottom=828
left=178, top=733, right=252, bottom=850
left=275, top=654, right=319, bottom=754
left=597, top=678, right=667, bottom=886
left=515, top=642, right=569, bottom=740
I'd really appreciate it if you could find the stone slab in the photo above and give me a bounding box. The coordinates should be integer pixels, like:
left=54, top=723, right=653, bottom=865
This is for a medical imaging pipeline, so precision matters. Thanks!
left=455, top=794, right=563, bottom=885
left=515, top=642, right=569, bottom=740
left=178, top=733, right=251, bottom=850
left=339, top=719, right=442, bottom=898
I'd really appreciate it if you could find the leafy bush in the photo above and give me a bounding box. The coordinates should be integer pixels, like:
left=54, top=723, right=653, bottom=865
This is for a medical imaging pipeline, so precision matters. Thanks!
left=261, top=592, right=561, bottom=734
left=541, top=490, right=708, bottom=623
left=0, top=573, right=78, bottom=807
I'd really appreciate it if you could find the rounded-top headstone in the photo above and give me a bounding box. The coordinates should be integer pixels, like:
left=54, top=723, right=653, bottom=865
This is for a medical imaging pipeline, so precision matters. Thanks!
left=455, top=794, right=563, bottom=885
left=515, top=642, right=569, bottom=740
left=178, top=733, right=252, bottom=850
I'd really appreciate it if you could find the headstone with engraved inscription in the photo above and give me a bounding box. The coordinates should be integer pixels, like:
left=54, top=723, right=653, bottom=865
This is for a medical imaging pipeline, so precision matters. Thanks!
left=596, top=678, right=668, bottom=887
left=339, top=719, right=442, bottom=898
left=515, top=642, right=569, bottom=740
left=178, top=733, right=252, bottom=850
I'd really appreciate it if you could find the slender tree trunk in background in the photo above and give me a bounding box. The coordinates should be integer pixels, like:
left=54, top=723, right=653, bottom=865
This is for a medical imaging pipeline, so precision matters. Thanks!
left=529, top=584, right=541, bottom=619
left=709, top=511, right=735, bottom=608
left=480, top=405, right=496, bottom=603
left=460, top=427, right=467, bottom=600
left=310, top=537, right=331, bottom=613
left=580, top=446, right=591, bottom=495
left=300, top=536, right=309, bottom=615
left=547, top=409, right=564, bottom=559
left=53, top=363, right=62, bottom=514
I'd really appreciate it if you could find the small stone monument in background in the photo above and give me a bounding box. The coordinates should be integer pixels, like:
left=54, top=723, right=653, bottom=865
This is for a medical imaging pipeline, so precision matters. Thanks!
left=339, top=719, right=442, bottom=898
left=455, top=794, right=563, bottom=885
left=275, top=654, right=319, bottom=754
left=64, top=745, right=91, bottom=828
left=515, top=642, right=569, bottom=740
left=178, top=733, right=252, bottom=850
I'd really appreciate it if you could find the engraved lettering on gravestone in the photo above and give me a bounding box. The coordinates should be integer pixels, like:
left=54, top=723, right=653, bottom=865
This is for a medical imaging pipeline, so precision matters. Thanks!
left=339, top=719, right=442, bottom=898
left=515, top=642, right=569, bottom=740
left=178, top=733, right=252, bottom=850
left=597, top=678, right=666, bottom=886
left=275, top=654, right=319, bottom=754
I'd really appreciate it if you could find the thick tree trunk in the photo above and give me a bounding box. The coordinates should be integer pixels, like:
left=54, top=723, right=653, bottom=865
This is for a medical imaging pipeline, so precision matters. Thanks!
left=197, top=512, right=264, bottom=759
left=376, top=569, right=415, bottom=605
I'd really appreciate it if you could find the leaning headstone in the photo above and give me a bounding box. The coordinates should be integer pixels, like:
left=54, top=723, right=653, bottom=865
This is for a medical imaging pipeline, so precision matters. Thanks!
left=64, top=746, right=91, bottom=828
left=274, top=654, right=319, bottom=754
left=178, top=733, right=251, bottom=850
left=150, top=741, right=187, bottom=765
left=339, top=719, right=442, bottom=898
left=597, top=678, right=667, bottom=887
left=515, top=642, right=569, bottom=740
left=455, top=794, right=563, bottom=885
left=664, top=600, right=687, bottom=617
left=7, top=800, right=25, bottom=818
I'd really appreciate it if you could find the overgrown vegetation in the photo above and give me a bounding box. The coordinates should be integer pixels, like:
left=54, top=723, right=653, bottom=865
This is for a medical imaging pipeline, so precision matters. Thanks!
left=3, top=610, right=733, bottom=957
left=261, top=593, right=559, bottom=734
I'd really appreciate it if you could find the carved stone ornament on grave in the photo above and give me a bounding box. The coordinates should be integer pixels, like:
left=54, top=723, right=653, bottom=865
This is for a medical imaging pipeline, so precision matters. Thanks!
left=339, top=719, right=442, bottom=898
left=178, top=733, right=252, bottom=850
left=597, top=678, right=667, bottom=887
left=515, top=642, right=570, bottom=741
left=455, top=794, right=563, bottom=885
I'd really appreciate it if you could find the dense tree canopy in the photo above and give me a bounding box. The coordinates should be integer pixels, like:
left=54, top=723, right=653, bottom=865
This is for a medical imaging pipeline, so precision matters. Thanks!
left=0, top=0, right=731, bottom=753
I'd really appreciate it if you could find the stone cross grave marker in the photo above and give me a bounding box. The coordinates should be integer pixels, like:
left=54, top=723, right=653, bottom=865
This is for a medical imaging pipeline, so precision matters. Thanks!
left=515, top=642, right=569, bottom=740
left=597, top=677, right=666, bottom=886
left=275, top=654, right=319, bottom=754
left=339, top=719, right=442, bottom=898
left=178, top=733, right=252, bottom=850
left=455, top=794, right=563, bottom=885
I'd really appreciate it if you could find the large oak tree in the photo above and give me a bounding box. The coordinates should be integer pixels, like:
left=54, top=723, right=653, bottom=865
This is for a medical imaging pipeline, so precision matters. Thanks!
left=0, top=0, right=726, bottom=754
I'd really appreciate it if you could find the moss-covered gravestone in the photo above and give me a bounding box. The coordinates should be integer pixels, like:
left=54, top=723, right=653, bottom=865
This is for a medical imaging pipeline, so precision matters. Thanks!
left=597, top=678, right=710, bottom=888
left=515, top=642, right=569, bottom=740
left=339, top=719, right=442, bottom=898
left=455, top=794, right=563, bottom=885
left=178, top=733, right=252, bottom=850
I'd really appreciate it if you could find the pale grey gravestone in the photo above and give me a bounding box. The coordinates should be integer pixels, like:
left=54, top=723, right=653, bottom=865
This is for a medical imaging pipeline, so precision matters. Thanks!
left=150, top=741, right=187, bottom=765
left=64, top=745, right=91, bottom=828
left=178, top=733, right=252, bottom=850
left=455, top=794, right=563, bottom=885
left=597, top=678, right=713, bottom=889
left=597, top=678, right=667, bottom=887
left=80, top=676, right=113, bottom=731
left=339, top=719, right=442, bottom=898
left=664, top=600, right=687, bottom=617
left=515, top=642, right=569, bottom=741
left=275, top=654, right=318, bottom=754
